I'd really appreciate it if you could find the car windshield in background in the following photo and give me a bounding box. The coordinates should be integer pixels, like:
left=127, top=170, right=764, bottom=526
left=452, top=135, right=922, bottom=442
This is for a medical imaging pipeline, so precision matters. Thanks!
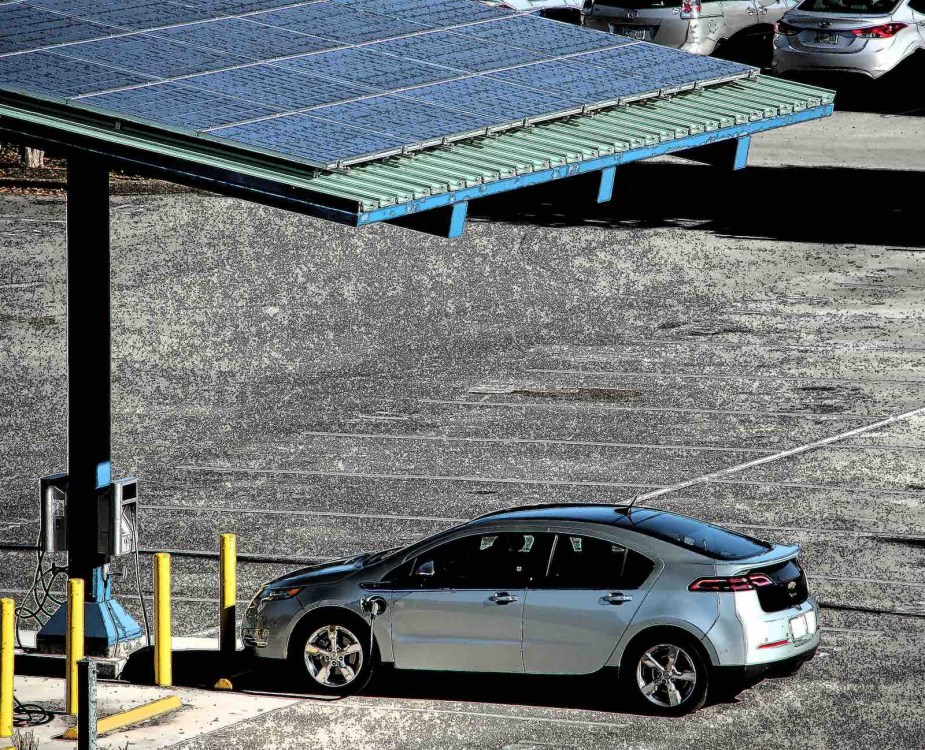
left=617, top=509, right=772, bottom=560
left=796, top=0, right=900, bottom=13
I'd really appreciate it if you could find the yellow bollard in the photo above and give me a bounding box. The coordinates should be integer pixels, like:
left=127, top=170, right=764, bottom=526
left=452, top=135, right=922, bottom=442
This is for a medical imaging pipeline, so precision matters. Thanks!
left=219, top=534, right=236, bottom=655
left=154, top=553, right=172, bottom=687
left=1, top=598, right=14, bottom=741
left=66, top=578, right=84, bottom=716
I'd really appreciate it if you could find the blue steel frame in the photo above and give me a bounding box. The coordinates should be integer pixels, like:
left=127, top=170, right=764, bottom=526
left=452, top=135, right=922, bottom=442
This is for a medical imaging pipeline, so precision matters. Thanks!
left=368, top=105, right=832, bottom=234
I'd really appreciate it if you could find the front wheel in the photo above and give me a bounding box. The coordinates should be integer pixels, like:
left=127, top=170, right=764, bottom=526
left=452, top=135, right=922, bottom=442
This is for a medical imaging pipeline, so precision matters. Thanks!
left=621, top=634, right=709, bottom=715
left=290, top=619, right=373, bottom=695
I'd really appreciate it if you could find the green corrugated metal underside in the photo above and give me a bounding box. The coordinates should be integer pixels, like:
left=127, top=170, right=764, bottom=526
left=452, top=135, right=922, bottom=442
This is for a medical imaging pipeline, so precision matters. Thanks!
left=307, top=75, right=833, bottom=212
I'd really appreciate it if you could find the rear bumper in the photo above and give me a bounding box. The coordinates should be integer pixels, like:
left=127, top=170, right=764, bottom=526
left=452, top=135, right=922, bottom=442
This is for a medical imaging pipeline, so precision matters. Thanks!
left=773, top=38, right=911, bottom=79
left=715, top=645, right=817, bottom=688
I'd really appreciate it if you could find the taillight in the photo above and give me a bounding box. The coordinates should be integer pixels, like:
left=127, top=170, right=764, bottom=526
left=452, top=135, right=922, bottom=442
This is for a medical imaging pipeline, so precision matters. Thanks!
left=689, top=573, right=775, bottom=592
left=851, top=22, right=906, bottom=38
left=679, top=0, right=701, bottom=19
left=775, top=20, right=800, bottom=35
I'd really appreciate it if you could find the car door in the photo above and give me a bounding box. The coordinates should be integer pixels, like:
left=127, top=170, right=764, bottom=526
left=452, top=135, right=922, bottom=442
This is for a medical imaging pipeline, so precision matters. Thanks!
left=390, top=531, right=551, bottom=673
left=720, top=0, right=761, bottom=38
left=522, top=533, right=656, bottom=675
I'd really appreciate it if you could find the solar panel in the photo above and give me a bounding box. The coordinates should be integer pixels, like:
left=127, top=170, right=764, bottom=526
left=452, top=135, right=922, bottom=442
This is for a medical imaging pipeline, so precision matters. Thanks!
left=487, top=58, right=654, bottom=106
left=208, top=113, right=409, bottom=166
left=152, top=18, right=335, bottom=61
left=79, top=81, right=281, bottom=129
left=0, top=4, right=113, bottom=55
left=399, top=76, right=580, bottom=119
left=186, top=63, right=372, bottom=111
left=372, top=29, right=545, bottom=73
left=0, top=50, right=154, bottom=98
left=302, top=95, right=495, bottom=142
left=572, top=44, right=749, bottom=91
left=24, top=0, right=216, bottom=31
left=0, top=0, right=756, bottom=169
left=455, top=14, right=633, bottom=56
left=250, top=4, right=423, bottom=43
left=54, top=33, right=235, bottom=78
left=180, top=0, right=321, bottom=13
left=276, top=46, right=458, bottom=91
left=335, top=0, right=511, bottom=27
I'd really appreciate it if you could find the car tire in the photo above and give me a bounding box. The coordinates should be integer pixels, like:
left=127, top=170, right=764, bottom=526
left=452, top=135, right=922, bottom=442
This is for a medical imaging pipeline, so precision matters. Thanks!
left=620, top=631, right=710, bottom=716
left=288, top=613, right=374, bottom=695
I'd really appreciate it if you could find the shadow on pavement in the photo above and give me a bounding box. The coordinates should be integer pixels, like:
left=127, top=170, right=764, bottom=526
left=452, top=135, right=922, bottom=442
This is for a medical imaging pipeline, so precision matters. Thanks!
left=470, top=162, right=925, bottom=249
left=784, top=52, right=925, bottom=117
left=121, top=649, right=751, bottom=716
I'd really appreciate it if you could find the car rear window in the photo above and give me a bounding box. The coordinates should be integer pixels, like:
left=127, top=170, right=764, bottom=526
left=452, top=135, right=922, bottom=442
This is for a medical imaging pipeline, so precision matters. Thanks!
left=796, top=0, right=900, bottom=13
left=594, top=0, right=682, bottom=9
left=616, top=510, right=771, bottom=560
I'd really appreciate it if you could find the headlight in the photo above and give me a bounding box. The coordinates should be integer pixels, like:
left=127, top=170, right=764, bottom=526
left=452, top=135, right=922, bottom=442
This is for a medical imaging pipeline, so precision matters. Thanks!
left=256, top=586, right=304, bottom=612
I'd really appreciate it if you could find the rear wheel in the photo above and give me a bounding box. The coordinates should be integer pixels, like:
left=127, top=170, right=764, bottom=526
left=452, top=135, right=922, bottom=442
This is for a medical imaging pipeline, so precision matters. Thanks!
left=289, top=616, right=373, bottom=695
left=621, top=633, right=709, bottom=715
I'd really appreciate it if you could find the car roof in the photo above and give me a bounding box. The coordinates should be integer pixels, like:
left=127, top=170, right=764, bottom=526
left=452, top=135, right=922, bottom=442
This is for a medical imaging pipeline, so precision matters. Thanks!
left=467, top=503, right=671, bottom=528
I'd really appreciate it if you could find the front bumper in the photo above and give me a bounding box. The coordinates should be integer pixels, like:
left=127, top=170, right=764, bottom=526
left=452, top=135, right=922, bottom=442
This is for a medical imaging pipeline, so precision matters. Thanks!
left=241, top=597, right=303, bottom=660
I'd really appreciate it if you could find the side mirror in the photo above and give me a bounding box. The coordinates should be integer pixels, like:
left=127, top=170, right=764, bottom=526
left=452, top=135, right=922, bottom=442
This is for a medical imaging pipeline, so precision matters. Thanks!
left=415, top=560, right=436, bottom=577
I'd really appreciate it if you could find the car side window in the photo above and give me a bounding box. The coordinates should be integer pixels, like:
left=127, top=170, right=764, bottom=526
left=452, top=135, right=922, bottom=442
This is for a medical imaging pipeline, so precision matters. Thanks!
left=412, top=532, right=552, bottom=589
left=545, top=535, right=655, bottom=590
left=909, top=0, right=925, bottom=12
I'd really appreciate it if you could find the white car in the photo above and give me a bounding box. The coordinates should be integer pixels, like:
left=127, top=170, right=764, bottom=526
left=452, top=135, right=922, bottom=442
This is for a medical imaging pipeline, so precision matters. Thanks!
left=773, top=0, right=925, bottom=78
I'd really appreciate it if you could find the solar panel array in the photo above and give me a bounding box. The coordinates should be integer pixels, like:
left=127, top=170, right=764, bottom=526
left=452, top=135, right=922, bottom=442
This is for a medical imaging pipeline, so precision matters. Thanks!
left=0, top=0, right=753, bottom=169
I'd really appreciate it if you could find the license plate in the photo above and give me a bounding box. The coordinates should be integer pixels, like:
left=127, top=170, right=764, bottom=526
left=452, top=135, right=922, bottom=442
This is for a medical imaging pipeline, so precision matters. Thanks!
left=611, top=26, right=650, bottom=40
left=814, top=32, right=839, bottom=44
left=790, top=611, right=817, bottom=640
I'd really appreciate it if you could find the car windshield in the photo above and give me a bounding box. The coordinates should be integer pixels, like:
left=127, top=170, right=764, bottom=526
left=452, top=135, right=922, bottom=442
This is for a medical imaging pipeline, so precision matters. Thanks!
left=617, top=510, right=772, bottom=560
left=796, top=0, right=900, bottom=13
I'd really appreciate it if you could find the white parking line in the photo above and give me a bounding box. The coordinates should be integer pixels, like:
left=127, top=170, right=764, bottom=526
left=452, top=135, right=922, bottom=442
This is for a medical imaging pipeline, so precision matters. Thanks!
left=425, top=398, right=885, bottom=420
left=631, top=405, right=925, bottom=504
left=291, top=430, right=772, bottom=454
left=526, top=368, right=925, bottom=386
left=172, top=465, right=925, bottom=497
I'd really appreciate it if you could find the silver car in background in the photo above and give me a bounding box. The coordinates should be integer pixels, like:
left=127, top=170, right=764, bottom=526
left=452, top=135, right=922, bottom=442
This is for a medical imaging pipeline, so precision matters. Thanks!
left=581, top=0, right=794, bottom=56
left=243, top=504, right=819, bottom=715
left=773, top=0, right=925, bottom=78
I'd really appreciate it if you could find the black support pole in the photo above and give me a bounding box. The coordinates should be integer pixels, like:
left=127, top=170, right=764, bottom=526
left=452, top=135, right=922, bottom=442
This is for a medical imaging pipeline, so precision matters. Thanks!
left=66, top=153, right=111, bottom=589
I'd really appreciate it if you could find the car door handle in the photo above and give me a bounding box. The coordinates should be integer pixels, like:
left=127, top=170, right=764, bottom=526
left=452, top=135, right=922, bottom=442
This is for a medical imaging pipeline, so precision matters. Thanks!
left=602, top=592, right=633, bottom=605
left=746, top=7, right=756, bottom=13
left=489, top=592, right=519, bottom=605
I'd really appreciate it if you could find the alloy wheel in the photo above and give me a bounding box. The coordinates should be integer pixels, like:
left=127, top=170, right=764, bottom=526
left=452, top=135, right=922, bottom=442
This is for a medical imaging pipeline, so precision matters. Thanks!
left=635, top=643, right=698, bottom=708
left=304, top=624, right=364, bottom=687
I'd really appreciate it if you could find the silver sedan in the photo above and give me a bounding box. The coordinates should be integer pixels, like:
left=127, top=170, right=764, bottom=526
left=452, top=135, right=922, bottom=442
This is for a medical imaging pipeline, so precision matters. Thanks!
left=243, top=504, right=819, bottom=715
left=773, top=0, right=925, bottom=78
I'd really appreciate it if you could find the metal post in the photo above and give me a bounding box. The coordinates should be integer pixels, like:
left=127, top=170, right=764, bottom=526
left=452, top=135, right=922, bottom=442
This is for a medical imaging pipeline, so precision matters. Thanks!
left=77, top=659, right=97, bottom=750
left=219, top=534, right=236, bottom=655
left=0, top=599, right=14, bottom=741
left=154, top=554, right=172, bottom=686
left=66, top=578, right=85, bottom=715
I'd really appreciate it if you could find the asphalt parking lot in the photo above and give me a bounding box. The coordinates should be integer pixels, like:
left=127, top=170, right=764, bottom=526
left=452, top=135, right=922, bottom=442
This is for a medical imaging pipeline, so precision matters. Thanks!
left=1, top=103, right=924, bottom=748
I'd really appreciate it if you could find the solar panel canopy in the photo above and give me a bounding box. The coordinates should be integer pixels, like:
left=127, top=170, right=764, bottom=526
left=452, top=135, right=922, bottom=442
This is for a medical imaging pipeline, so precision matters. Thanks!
left=0, top=0, right=755, bottom=169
